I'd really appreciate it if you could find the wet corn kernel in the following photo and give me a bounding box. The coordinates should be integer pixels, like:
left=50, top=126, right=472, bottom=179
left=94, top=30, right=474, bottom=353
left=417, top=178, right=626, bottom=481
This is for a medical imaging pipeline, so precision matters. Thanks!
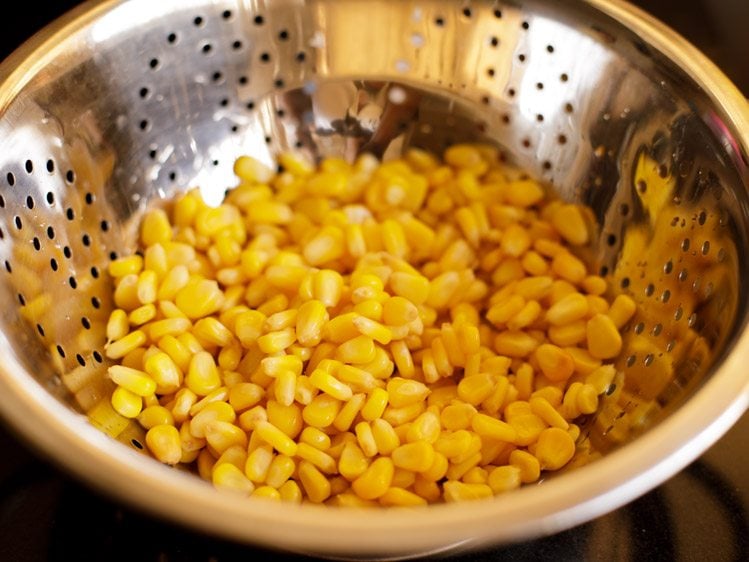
left=213, top=463, right=255, bottom=496
left=587, top=314, right=623, bottom=359
left=352, top=457, right=394, bottom=500
left=105, top=148, right=632, bottom=506
left=534, top=427, right=576, bottom=471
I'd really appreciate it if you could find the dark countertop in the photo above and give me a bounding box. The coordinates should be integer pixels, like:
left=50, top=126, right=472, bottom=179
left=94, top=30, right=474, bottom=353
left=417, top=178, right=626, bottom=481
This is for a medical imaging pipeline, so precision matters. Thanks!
left=1, top=1, right=748, bottom=561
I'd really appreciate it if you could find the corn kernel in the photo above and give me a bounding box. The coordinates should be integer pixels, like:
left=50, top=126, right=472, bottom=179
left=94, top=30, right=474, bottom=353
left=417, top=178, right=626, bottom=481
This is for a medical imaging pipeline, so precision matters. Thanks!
left=298, top=460, right=331, bottom=503
left=534, top=427, right=575, bottom=470
left=443, top=481, right=493, bottom=502
left=487, top=465, right=522, bottom=494
left=111, top=386, right=143, bottom=418
left=213, top=463, right=255, bottom=495
left=352, top=457, right=394, bottom=500
left=255, top=420, right=298, bottom=456
left=587, top=313, right=623, bottom=359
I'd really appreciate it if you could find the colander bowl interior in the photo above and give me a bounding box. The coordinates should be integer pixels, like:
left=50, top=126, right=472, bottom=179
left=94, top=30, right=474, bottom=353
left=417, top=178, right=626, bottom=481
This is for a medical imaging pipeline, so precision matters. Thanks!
left=0, top=0, right=748, bottom=558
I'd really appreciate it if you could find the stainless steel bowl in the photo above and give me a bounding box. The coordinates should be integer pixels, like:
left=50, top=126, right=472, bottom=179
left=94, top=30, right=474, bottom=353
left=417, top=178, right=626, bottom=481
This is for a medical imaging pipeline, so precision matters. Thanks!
left=0, top=0, right=748, bottom=558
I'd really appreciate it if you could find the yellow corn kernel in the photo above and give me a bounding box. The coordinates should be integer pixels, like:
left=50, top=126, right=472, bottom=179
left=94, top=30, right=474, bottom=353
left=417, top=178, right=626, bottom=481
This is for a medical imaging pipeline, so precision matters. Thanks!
left=237, top=405, right=267, bottom=432
left=294, top=376, right=318, bottom=405
left=111, top=386, right=143, bottom=418
left=352, top=457, right=394, bottom=500
left=214, top=445, right=247, bottom=473
left=382, top=296, right=419, bottom=327
left=309, top=369, right=353, bottom=401
left=546, top=292, right=589, bottom=325
left=128, top=304, right=156, bottom=326
left=185, top=351, right=221, bottom=396
left=566, top=347, right=602, bottom=376
left=257, top=328, right=296, bottom=354
left=391, top=441, right=434, bottom=473
left=213, top=463, right=255, bottom=495
left=585, top=364, right=616, bottom=394
left=336, top=336, right=376, bottom=364
left=265, top=400, right=302, bottom=439
left=386, top=377, right=429, bottom=408
left=204, top=420, right=248, bottom=455
left=322, top=313, right=360, bottom=344
left=551, top=204, right=589, bottom=246
left=535, top=344, right=575, bottom=382
left=193, top=317, right=233, bottom=347
left=354, top=421, right=378, bottom=457
left=338, top=442, right=370, bottom=481
left=586, top=313, right=623, bottom=359
left=273, top=369, right=297, bottom=407
left=440, top=401, right=476, bottom=430
left=109, top=255, right=144, bottom=278
left=174, top=279, right=223, bottom=319
left=504, top=178, right=545, bottom=208
left=189, top=387, right=230, bottom=416
left=552, top=252, right=587, bottom=284
left=462, top=466, right=488, bottom=485
left=379, top=487, right=428, bottom=507
left=312, top=269, right=344, bottom=308
left=607, top=294, right=637, bottom=328
left=157, top=335, right=191, bottom=373
left=406, top=411, right=441, bottom=443
left=352, top=316, right=392, bottom=345
left=278, top=480, right=303, bottom=503
left=548, top=321, right=587, bottom=347
left=534, top=427, right=576, bottom=470
left=296, top=442, right=337, bottom=474
left=190, top=402, right=235, bottom=439
left=245, top=444, right=274, bottom=483
left=434, top=429, right=473, bottom=459
left=264, top=454, right=296, bottom=489
left=145, top=424, right=182, bottom=465
left=171, top=388, right=198, bottom=424
left=472, top=413, right=517, bottom=443
left=255, top=420, right=298, bottom=456
left=443, top=481, right=493, bottom=502
left=296, top=300, right=328, bottom=347
left=487, top=465, right=522, bottom=494
left=359, top=346, right=394, bottom=380
left=457, top=373, right=495, bottom=406
left=529, top=396, right=568, bottom=430
left=336, top=365, right=377, bottom=392
left=148, top=317, right=192, bottom=341
left=509, top=449, right=541, bottom=484
left=156, top=265, right=189, bottom=301
left=299, top=427, right=331, bottom=451
left=493, top=331, right=538, bottom=358
left=298, top=460, right=331, bottom=503
left=106, top=309, right=130, bottom=342
left=302, top=394, right=341, bottom=428
left=389, top=272, right=430, bottom=305
left=234, top=310, right=266, bottom=347
left=107, top=365, right=156, bottom=398
left=138, top=405, right=175, bottom=430
left=303, top=226, right=344, bottom=266
left=361, top=388, right=389, bottom=421
left=333, top=393, right=366, bottom=432
left=388, top=340, right=414, bottom=379
left=143, top=351, right=183, bottom=394
left=576, top=383, right=599, bottom=415
left=106, top=330, right=147, bottom=359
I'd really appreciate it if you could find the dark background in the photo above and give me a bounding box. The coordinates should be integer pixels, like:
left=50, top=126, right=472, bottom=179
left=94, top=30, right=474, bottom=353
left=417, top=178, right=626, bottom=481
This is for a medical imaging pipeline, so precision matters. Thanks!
left=0, top=1, right=748, bottom=561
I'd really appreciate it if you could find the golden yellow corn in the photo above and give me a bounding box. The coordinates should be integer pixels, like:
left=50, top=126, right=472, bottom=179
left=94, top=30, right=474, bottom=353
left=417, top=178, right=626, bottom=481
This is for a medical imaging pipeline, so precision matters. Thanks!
left=351, top=457, right=394, bottom=500
left=103, top=147, right=632, bottom=506
left=111, top=386, right=143, bottom=418
left=213, top=463, right=255, bottom=495
left=487, top=465, right=522, bottom=494
left=587, top=313, right=623, bottom=359
left=107, top=365, right=156, bottom=398
left=534, top=427, right=576, bottom=471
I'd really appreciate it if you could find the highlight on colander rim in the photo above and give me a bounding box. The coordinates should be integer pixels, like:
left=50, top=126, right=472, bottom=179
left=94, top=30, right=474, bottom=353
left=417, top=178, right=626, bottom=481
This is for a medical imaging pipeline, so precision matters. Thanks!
left=0, top=0, right=747, bottom=558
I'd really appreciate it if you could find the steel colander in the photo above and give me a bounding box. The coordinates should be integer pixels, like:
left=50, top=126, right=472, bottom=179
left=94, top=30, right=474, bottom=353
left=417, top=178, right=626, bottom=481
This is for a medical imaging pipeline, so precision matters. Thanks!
left=0, top=0, right=748, bottom=558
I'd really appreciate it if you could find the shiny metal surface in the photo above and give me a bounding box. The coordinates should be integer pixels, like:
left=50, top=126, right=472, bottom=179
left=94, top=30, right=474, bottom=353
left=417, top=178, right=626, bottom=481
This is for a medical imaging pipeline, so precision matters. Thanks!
left=0, top=0, right=747, bottom=558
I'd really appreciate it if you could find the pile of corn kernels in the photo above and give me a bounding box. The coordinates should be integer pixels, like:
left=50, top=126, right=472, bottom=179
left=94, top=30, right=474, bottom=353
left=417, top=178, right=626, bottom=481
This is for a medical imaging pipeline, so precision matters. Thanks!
left=102, top=144, right=635, bottom=506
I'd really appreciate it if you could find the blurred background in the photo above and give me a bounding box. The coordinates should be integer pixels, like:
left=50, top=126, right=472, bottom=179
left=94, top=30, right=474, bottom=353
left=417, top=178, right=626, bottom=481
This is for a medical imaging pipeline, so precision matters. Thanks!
left=0, top=1, right=747, bottom=561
